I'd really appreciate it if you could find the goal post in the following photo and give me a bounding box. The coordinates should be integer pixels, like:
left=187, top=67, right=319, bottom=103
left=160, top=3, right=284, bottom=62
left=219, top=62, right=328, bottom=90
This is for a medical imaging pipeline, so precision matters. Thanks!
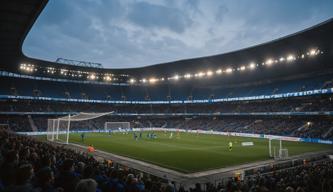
left=47, top=115, right=71, bottom=144
left=47, top=119, right=56, bottom=141
left=104, top=122, right=131, bottom=132
left=47, top=112, right=113, bottom=144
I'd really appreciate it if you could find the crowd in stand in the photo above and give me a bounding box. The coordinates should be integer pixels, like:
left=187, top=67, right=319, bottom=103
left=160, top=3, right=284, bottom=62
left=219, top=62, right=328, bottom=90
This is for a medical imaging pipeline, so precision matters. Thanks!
left=0, top=128, right=174, bottom=192
left=216, top=160, right=333, bottom=192
left=0, top=95, right=332, bottom=113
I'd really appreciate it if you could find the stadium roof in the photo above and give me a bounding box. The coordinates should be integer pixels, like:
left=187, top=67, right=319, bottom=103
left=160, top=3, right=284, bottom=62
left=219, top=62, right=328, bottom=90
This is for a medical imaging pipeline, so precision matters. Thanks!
left=1, top=0, right=333, bottom=82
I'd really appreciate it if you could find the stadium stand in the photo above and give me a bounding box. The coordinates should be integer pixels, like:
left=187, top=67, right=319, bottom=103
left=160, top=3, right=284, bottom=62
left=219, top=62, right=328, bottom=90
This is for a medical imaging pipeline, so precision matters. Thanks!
left=1, top=1, right=333, bottom=191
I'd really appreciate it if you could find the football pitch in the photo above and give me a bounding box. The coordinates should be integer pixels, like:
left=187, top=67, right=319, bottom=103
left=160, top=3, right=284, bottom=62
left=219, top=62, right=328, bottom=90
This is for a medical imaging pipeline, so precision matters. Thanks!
left=64, top=131, right=331, bottom=173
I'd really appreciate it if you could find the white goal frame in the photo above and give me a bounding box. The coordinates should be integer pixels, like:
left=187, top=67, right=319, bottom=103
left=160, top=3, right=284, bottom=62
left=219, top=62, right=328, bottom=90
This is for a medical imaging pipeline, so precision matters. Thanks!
left=268, top=138, right=288, bottom=160
left=104, top=122, right=131, bottom=132
left=47, top=112, right=113, bottom=144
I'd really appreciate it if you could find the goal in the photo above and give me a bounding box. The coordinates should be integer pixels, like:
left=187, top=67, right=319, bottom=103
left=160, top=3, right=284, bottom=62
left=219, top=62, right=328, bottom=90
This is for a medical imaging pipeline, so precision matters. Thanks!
left=268, top=138, right=289, bottom=160
left=47, top=112, right=113, bottom=144
left=104, top=122, right=131, bottom=132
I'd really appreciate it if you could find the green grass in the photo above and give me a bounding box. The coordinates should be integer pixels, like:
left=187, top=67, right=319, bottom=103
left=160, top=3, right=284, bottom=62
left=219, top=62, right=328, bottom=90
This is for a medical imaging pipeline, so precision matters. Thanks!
left=57, top=131, right=331, bottom=173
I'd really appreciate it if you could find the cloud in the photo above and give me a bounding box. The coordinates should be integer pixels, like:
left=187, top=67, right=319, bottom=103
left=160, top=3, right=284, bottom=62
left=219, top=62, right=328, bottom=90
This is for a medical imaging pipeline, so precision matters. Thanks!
left=215, top=4, right=229, bottom=23
left=22, top=0, right=333, bottom=68
left=127, top=1, right=193, bottom=33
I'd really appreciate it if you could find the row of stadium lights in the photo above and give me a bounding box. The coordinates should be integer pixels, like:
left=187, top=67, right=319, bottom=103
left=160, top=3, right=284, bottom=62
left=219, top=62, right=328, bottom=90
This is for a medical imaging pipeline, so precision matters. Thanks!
left=20, top=64, right=121, bottom=81
left=19, top=64, right=37, bottom=72
left=130, top=48, right=321, bottom=84
left=19, top=48, right=321, bottom=84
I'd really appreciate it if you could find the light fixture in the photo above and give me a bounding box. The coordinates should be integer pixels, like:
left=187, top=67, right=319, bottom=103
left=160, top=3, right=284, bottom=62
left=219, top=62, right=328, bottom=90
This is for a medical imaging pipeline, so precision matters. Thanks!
left=149, top=78, right=158, bottom=83
left=286, top=55, right=295, bottom=61
left=129, top=79, right=136, bottom=84
left=184, top=74, right=192, bottom=79
left=206, top=70, right=213, bottom=76
left=248, top=63, right=256, bottom=69
left=88, top=74, right=96, bottom=80
left=309, top=49, right=317, bottom=56
left=104, top=76, right=112, bottom=81
left=197, top=72, right=205, bottom=77
left=265, top=59, right=273, bottom=65
left=225, top=68, right=233, bottom=73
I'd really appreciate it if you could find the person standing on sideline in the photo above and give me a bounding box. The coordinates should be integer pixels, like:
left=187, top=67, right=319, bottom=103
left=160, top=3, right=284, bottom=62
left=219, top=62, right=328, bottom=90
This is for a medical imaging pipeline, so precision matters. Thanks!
left=229, top=141, right=233, bottom=151
left=81, top=132, right=85, bottom=142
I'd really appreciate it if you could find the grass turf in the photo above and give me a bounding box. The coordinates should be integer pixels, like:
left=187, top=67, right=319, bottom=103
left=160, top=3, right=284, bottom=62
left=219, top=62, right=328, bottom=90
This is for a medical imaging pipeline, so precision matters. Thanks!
left=57, top=131, right=331, bottom=173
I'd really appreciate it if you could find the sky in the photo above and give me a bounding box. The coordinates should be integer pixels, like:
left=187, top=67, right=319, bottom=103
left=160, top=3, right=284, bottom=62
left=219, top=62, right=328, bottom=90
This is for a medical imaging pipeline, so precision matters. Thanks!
left=22, top=0, right=333, bottom=69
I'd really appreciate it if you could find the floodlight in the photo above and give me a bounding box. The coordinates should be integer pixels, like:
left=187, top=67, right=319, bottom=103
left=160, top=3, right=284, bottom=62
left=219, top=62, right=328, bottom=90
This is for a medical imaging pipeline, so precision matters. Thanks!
left=197, top=72, right=205, bottom=77
left=173, top=75, right=179, bottom=80
left=248, top=63, right=256, bottom=69
left=60, top=69, right=68, bottom=75
left=88, top=74, right=96, bottom=80
left=240, top=66, right=246, bottom=71
left=279, top=57, right=285, bottom=62
left=225, top=68, right=233, bottom=73
left=265, top=59, right=273, bottom=65
left=206, top=70, right=213, bottom=76
left=286, top=55, right=295, bottom=61
left=104, top=76, right=112, bottom=81
left=149, top=78, right=158, bottom=83
left=184, top=74, right=192, bottom=79
left=309, top=49, right=317, bottom=56
left=216, top=69, right=222, bottom=74
left=19, top=64, right=26, bottom=70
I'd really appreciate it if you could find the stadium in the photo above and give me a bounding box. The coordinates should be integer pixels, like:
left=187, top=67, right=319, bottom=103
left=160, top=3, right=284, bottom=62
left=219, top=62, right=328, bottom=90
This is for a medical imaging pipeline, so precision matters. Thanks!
left=0, top=0, right=333, bottom=192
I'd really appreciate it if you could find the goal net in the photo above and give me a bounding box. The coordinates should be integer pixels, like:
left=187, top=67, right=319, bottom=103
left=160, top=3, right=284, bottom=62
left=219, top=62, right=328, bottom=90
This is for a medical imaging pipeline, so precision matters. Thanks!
left=104, top=122, right=131, bottom=132
left=47, top=112, right=113, bottom=144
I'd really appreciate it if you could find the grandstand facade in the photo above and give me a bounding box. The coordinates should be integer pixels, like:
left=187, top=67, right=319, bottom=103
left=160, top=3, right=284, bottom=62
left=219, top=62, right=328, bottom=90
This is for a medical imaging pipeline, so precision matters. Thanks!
left=0, top=0, right=332, bottom=140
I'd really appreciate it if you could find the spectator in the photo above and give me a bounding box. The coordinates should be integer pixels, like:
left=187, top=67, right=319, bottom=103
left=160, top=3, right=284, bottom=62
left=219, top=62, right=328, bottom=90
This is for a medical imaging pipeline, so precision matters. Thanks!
left=74, top=178, right=97, bottom=192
